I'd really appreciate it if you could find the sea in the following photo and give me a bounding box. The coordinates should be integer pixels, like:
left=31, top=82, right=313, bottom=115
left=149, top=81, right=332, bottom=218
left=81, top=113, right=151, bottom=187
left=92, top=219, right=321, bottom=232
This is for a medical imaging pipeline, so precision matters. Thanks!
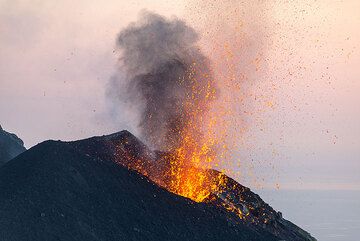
left=256, top=189, right=360, bottom=241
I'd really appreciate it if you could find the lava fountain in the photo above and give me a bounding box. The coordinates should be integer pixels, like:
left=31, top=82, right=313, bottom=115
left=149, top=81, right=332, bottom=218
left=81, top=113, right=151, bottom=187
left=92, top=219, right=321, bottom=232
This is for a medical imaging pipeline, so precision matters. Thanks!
left=109, top=11, right=231, bottom=203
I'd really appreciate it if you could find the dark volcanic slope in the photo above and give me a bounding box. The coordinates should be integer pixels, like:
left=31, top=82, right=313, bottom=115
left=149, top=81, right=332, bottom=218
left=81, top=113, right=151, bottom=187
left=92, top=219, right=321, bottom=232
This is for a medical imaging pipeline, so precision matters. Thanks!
left=0, top=134, right=278, bottom=241
left=71, top=131, right=316, bottom=241
left=0, top=125, right=26, bottom=166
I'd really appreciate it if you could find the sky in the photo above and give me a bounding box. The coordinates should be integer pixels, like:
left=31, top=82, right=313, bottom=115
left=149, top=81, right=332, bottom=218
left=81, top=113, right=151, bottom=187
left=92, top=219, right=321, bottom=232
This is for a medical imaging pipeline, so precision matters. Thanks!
left=0, top=0, right=359, bottom=190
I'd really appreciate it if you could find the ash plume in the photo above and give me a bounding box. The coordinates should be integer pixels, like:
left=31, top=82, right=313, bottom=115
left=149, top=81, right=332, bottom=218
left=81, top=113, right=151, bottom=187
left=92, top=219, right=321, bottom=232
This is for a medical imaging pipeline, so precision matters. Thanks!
left=109, top=11, right=216, bottom=151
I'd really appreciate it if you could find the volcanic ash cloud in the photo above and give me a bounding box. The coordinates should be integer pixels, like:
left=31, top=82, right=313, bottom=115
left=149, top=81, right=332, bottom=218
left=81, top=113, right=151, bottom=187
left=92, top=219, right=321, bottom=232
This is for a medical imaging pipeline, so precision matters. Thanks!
left=109, top=11, right=217, bottom=151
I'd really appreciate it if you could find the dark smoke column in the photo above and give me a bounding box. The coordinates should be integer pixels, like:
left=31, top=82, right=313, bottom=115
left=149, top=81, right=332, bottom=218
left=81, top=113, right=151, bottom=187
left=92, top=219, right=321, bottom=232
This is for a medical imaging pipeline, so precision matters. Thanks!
left=110, top=11, right=217, bottom=151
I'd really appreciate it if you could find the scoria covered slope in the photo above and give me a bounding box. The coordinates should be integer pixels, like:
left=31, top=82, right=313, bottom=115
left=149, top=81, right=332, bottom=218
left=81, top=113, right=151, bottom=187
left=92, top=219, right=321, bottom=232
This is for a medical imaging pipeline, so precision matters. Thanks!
left=0, top=125, right=26, bottom=167
left=0, top=131, right=315, bottom=241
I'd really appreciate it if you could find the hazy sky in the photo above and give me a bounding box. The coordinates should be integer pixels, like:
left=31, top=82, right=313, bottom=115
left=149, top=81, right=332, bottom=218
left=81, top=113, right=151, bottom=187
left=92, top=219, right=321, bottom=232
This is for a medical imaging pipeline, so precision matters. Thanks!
left=0, top=0, right=359, bottom=190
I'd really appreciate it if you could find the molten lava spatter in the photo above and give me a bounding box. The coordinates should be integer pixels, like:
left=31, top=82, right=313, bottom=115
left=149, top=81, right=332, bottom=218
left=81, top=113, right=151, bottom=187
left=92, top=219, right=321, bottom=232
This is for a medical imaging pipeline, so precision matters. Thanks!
left=160, top=62, right=227, bottom=202
left=111, top=12, right=238, bottom=206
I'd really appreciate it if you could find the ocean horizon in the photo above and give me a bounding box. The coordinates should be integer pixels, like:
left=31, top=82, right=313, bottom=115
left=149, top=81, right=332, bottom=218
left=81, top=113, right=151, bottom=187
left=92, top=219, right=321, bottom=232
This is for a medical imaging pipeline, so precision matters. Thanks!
left=256, top=189, right=360, bottom=241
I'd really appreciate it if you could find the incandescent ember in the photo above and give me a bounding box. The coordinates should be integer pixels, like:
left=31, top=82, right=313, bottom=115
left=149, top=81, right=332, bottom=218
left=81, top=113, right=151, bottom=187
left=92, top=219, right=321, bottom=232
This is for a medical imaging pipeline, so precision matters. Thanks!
left=108, top=11, right=230, bottom=204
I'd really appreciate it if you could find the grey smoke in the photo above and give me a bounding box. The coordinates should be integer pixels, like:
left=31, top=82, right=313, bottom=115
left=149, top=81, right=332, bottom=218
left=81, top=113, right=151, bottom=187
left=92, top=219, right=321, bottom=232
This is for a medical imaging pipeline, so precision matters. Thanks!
left=109, top=11, right=216, bottom=151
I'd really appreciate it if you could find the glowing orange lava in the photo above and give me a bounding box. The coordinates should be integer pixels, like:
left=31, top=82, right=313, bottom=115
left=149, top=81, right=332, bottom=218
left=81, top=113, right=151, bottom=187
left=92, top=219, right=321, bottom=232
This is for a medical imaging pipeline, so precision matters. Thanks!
left=161, top=62, right=230, bottom=202
left=121, top=45, right=241, bottom=204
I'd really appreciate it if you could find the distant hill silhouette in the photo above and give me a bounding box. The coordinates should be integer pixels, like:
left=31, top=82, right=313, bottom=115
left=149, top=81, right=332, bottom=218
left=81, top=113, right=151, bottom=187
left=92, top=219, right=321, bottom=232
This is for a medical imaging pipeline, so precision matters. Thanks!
left=0, top=131, right=316, bottom=241
left=0, top=125, right=26, bottom=166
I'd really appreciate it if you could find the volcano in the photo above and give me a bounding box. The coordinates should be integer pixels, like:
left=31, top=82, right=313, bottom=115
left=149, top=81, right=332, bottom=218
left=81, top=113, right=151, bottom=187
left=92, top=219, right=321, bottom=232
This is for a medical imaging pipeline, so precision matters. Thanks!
left=0, top=131, right=316, bottom=241
left=0, top=125, right=26, bottom=167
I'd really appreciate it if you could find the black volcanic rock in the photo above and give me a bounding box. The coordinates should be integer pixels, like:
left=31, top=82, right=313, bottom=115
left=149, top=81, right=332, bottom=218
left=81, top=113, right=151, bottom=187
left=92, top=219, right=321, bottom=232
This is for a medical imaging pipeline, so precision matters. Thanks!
left=0, top=131, right=316, bottom=241
left=71, top=131, right=316, bottom=241
left=0, top=125, right=26, bottom=166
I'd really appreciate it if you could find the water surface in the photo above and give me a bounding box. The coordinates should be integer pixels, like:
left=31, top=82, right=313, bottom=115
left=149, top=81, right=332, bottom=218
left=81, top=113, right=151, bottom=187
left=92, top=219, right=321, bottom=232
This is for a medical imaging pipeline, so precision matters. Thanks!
left=256, top=189, right=360, bottom=241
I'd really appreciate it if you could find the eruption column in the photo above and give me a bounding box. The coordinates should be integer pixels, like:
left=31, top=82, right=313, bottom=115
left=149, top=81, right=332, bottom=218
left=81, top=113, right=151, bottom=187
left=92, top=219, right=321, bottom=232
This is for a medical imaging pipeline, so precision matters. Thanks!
left=109, top=11, right=227, bottom=202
